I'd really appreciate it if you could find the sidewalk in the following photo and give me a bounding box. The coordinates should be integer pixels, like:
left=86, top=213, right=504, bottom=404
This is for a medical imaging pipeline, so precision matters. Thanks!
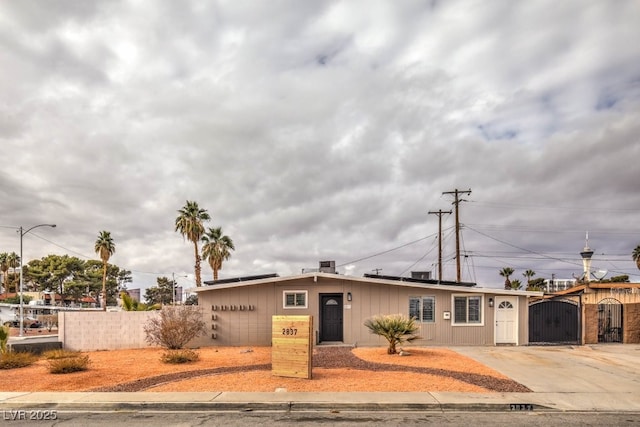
left=1, top=344, right=639, bottom=413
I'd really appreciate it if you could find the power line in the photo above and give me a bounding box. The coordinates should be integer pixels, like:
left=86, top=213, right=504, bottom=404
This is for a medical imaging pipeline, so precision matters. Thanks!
left=336, top=233, right=438, bottom=268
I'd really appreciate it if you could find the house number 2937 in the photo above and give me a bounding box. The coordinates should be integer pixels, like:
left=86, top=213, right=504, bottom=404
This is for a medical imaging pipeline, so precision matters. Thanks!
left=282, top=328, right=298, bottom=336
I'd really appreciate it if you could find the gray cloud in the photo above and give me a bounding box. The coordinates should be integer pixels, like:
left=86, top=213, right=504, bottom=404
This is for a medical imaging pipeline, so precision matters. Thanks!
left=1, top=0, right=639, bottom=292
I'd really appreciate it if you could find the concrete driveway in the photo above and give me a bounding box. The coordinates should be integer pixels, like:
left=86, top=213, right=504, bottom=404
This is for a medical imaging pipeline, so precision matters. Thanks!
left=451, top=344, right=640, bottom=393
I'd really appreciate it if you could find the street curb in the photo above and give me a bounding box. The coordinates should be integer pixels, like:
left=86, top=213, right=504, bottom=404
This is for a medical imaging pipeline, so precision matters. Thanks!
left=0, top=401, right=556, bottom=413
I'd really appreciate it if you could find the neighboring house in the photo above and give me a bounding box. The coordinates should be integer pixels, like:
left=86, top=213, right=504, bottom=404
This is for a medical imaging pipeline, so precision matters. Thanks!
left=529, top=282, right=640, bottom=345
left=191, top=265, right=542, bottom=348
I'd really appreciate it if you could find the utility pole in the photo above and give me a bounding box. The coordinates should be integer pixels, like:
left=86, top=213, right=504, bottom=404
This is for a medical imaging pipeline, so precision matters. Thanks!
left=428, top=209, right=451, bottom=282
left=371, top=268, right=383, bottom=275
left=442, top=188, right=471, bottom=283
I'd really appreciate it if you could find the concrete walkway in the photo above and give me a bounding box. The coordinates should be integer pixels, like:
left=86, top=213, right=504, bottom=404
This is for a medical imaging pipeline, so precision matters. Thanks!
left=1, top=344, right=639, bottom=413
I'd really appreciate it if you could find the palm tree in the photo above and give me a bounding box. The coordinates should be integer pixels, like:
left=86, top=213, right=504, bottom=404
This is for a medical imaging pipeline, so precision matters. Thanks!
left=523, top=269, right=536, bottom=286
left=499, top=267, right=515, bottom=290
left=633, top=245, right=640, bottom=271
left=201, top=227, right=235, bottom=281
left=175, top=201, right=210, bottom=287
left=510, top=279, right=523, bottom=290
left=95, top=231, right=116, bottom=311
left=0, top=253, right=8, bottom=297
left=6, top=252, right=20, bottom=294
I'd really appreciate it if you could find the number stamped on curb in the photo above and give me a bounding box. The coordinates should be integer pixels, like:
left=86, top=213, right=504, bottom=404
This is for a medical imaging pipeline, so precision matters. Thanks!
left=509, top=404, right=533, bottom=411
left=2, top=410, right=58, bottom=421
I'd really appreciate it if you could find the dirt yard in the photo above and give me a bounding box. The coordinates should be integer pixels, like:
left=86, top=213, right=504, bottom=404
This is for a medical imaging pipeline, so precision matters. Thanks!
left=0, top=346, right=530, bottom=393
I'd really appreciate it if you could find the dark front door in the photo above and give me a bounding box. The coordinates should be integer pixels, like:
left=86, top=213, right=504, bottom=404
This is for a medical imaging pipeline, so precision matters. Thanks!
left=320, top=294, right=343, bottom=342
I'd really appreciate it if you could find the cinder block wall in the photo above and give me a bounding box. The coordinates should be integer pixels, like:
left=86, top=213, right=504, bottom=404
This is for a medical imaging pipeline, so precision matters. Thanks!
left=59, top=311, right=157, bottom=351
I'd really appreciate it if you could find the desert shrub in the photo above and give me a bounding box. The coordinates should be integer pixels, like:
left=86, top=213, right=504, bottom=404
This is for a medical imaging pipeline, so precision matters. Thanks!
left=0, top=351, right=38, bottom=369
left=364, top=314, right=420, bottom=354
left=0, top=325, right=9, bottom=354
left=47, top=354, right=90, bottom=374
left=144, top=305, right=206, bottom=349
left=42, top=349, right=81, bottom=360
left=161, top=349, right=200, bottom=364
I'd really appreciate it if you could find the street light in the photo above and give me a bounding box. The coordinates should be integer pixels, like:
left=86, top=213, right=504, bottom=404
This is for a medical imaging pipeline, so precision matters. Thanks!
left=19, top=223, right=56, bottom=337
left=172, top=273, right=187, bottom=305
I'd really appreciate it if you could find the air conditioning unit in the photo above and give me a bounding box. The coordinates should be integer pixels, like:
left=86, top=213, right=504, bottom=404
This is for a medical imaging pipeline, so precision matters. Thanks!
left=319, top=260, right=336, bottom=274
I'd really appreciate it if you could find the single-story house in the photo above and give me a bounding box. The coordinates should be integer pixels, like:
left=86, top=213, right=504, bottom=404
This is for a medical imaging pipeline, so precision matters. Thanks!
left=190, top=267, right=542, bottom=348
left=529, top=282, right=640, bottom=345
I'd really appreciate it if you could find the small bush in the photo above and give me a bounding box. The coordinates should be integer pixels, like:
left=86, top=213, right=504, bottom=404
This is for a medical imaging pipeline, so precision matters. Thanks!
left=161, top=349, right=199, bottom=364
left=48, top=354, right=90, bottom=374
left=42, top=349, right=81, bottom=360
left=144, top=305, right=206, bottom=349
left=0, top=351, right=38, bottom=369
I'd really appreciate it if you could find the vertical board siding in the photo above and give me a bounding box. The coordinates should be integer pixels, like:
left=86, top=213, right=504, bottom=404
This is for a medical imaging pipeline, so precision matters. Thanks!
left=198, top=277, right=533, bottom=347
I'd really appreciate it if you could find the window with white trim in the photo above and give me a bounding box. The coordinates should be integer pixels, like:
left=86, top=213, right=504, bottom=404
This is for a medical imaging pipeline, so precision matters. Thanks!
left=283, top=290, right=308, bottom=309
left=453, top=295, right=483, bottom=325
left=409, top=296, right=435, bottom=322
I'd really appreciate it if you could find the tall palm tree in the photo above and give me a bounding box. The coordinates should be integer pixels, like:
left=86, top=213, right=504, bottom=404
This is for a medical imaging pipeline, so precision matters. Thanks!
left=523, top=269, right=536, bottom=286
left=0, top=253, right=8, bottom=297
left=633, top=245, right=640, bottom=271
left=499, top=267, right=515, bottom=290
left=175, top=201, right=210, bottom=287
left=202, top=227, right=235, bottom=281
left=95, top=231, right=116, bottom=311
left=6, top=252, right=20, bottom=294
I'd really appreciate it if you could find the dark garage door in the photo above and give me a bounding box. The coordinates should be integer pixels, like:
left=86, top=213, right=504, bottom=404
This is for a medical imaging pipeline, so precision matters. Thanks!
left=529, top=300, right=579, bottom=344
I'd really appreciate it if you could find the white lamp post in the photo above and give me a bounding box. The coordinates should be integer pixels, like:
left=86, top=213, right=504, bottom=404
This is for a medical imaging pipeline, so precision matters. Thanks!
left=19, top=223, right=56, bottom=337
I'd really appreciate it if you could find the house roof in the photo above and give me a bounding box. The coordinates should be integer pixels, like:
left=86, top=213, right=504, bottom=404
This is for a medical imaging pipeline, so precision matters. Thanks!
left=548, top=282, right=640, bottom=297
left=194, top=272, right=543, bottom=297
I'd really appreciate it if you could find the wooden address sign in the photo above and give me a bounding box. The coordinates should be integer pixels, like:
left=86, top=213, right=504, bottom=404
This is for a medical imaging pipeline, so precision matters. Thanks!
left=272, top=315, right=313, bottom=379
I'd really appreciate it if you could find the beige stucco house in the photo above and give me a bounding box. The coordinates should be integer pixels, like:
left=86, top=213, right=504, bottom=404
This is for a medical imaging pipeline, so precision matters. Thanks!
left=190, top=271, right=542, bottom=348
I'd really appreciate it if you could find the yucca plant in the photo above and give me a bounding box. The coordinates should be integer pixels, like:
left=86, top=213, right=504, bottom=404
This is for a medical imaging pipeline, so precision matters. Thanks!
left=364, top=314, right=420, bottom=354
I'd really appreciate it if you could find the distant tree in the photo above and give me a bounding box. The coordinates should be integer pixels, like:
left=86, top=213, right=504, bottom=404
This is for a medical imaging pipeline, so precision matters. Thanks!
left=143, top=305, right=207, bottom=349
left=1, top=252, right=21, bottom=294
left=510, top=279, right=522, bottom=290
left=522, top=269, right=536, bottom=286
left=184, top=294, right=198, bottom=305
left=633, top=245, right=640, bottom=271
left=175, top=201, right=210, bottom=287
left=117, top=269, right=133, bottom=291
left=24, top=255, right=85, bottom=299
left=95, top=231, right=116, bottom=310
left=609, top=275, right=630, bottom=283
left=201, top=227, right=235, bottom=281
left=527, top=277, right=545, bottom=291
left=144, top=277, right=174, bottom=306
left=499, top=267, right=515, bottom=290
left=0, top=253, right=7, bottom=297
left=364, top=314, right=420, bottom=355
left=3, top=295, right=32, bottom=305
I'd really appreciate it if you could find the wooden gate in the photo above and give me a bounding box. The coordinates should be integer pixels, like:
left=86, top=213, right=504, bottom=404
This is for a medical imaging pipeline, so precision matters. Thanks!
left=529, top=300, right=579, bottom=344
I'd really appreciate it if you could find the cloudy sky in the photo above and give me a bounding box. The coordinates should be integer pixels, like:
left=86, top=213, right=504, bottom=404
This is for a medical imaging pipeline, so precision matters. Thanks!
left=1, top=0, right=639, bottom=294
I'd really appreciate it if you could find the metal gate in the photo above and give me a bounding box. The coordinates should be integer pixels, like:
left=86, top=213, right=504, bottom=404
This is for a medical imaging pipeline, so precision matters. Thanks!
left=529, top=300, right=579, bottom=344
left=598, top=298, right=623, bottom=343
